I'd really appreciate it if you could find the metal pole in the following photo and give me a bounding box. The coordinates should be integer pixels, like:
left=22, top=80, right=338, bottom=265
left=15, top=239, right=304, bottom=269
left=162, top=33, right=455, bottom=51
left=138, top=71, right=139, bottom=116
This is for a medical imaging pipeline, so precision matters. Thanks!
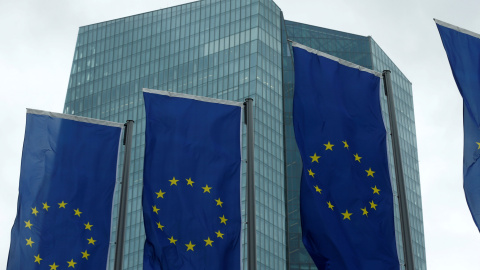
left=114, top=120, right=134, bottom=270
left=383, top=71, right=415, bottom=270
left=244, top=98, right=257, bottom=270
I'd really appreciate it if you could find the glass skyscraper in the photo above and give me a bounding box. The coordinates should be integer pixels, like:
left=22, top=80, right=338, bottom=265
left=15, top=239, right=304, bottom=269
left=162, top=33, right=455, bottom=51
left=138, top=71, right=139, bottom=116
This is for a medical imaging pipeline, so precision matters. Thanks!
left=63, top=0, right=426, bottom=269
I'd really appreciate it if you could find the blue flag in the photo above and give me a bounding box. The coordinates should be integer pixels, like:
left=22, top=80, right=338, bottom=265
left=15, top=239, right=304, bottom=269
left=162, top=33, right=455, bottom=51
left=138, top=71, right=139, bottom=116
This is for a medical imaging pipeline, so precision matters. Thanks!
left=292, top=43, right=399, bottom=269
left=7, top=109, right=123, bottom=270
left=142, top=89, right=242, bottom=270
left=436, top=19, right=480, bottom=231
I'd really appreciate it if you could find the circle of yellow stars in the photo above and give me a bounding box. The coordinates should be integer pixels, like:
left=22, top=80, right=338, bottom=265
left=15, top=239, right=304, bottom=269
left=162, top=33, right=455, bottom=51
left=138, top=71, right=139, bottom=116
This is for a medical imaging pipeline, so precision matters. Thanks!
left=153, top=176, right=228, bottom=252
left=307, top=140, right=382, bottom=221
left=25, top=200, right=97, bottom=268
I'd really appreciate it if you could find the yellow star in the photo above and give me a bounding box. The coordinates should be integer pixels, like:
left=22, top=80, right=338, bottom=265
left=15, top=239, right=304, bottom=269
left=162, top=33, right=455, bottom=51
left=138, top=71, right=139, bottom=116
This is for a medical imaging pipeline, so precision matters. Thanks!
left=87, top=237, right=96, bottom=245
left=361, top=207, right=369, bottom=217
left=32, top=207, right=39, bottom=216
left=314, top=185, right=322, bottom=194
left=219, top=215, right=228, bottom=225
left=169, top=177, right=179, bottom=186
left=42, top=202, right=50, bottom=211
left=49, top=262, right=59, bottom=270
left=369, top=200, right=378, bottom=210
left=215, top=198, right=223, bottom=207
left=157, top=221, right=164, bottom=230
left=152, top=205, right=160, bottom=214
left=354, top=153, right=362, bottom=163
left=372, top=185, right=381, bottom=195
left=342, top=140, right=349, bottom=149
left=84, top=222, right=93, bottom=231
left=168, top=236, right=177, bottom=245
left=308, top=169, right=315, bottom=178
left=327, top=201, right=334, bottom=210
left=58, top=201, right=67, bottom=208
left=156, top=189, right=166, bottom=199
left=204, top=237, right=214, bottom=247
left=185, top=241, right=195, bottom=251
left=26, top=237, right=35, bottom=247
left=215, top=230, right=224, bottom=239
left=67, top=259, right=77, bottom=268
left=477, top=142, right=480, bottom=149
left=202, top=184, right=212, bottom=193
left=341, top=210, right=353, bottom=220
left=34, top=254, right=42, bottom=264
left=310, top=153, right=320, bottom=163
left=81, top=250, right=90, bottom=260
left=324, top=141, right=334, bottom=151
left=74, top=208, right=82, bottom=217
left=186, top=178, right=195, bottom=186
left=25, top=220, right=33, bottom=229
left=365, top=168, right=375, bottom=177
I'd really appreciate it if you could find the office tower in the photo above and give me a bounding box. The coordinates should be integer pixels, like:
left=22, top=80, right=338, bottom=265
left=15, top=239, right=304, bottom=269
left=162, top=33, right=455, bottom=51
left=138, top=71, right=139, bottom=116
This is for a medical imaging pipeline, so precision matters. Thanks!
left=63, top=0, right=426, bottom=269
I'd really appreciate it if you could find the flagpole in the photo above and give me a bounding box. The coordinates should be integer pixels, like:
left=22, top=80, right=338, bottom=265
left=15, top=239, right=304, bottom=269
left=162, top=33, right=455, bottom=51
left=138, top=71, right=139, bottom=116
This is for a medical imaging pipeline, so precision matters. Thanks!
left=383, top=70, right=415, bottom=270
left=244, top=98, right=257, bottom=270
left=114, top=120, right=134, bottom=270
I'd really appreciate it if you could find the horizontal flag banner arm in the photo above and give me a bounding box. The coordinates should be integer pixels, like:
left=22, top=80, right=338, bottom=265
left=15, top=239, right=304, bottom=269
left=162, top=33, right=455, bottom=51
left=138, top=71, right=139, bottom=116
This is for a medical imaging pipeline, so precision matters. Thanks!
left=291, top=41, right=382, bottom=78
left=142, top=88, right=244, bottom=108
left=434, top=19, right=480, bottom=39
left=27, top=108, right=124, bottom=128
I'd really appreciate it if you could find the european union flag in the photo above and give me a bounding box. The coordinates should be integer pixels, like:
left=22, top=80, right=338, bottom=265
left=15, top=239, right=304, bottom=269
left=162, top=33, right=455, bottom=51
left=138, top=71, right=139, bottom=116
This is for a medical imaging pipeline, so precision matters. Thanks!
left=436, top=19, right=480, bottom=231
left=142, top=89, right=242, bottom=270
left=292, top=43, right=399, bottom=269
left=7, top=109, right=123, bottom=270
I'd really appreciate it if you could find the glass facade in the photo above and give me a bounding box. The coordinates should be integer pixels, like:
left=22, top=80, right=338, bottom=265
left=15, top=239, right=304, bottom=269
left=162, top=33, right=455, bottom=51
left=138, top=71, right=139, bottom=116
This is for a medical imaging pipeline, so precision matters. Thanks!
left=63, top=0, right=425, bottom=269
left=282, top=21, right=427, bottom=269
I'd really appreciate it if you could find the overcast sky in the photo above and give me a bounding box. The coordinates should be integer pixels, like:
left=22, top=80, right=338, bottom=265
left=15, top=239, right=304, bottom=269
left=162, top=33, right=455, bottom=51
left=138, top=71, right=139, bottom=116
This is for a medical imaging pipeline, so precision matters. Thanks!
left=1, top=0, right=480, bottom=268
